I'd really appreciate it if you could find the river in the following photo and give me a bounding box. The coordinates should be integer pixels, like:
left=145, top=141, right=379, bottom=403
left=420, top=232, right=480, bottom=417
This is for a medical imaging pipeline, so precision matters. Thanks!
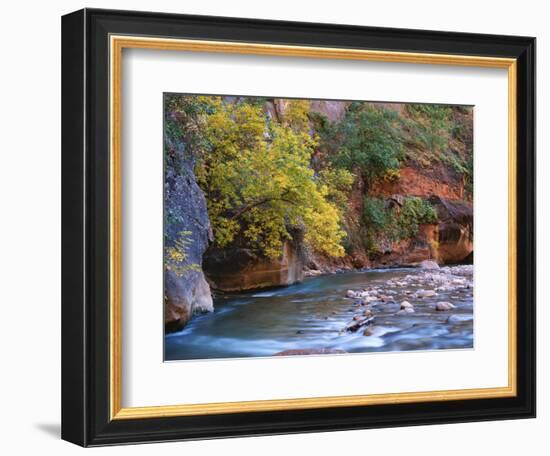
left=165, top=265, right=473, bottom=361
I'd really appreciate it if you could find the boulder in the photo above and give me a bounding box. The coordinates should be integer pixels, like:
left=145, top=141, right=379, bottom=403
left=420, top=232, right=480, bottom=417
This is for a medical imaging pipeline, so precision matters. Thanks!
left=362, top=295, right=378, bottom=304
left=397, top=308, right=415, bottom=315
left=436, top=301, right=456, bottom=311
left=165, top=271, right=213, bottom=333
left=447, top=314, right=473, bottom=323
left=346, top=290, right=357, bottom=298
left=400, top=301, right=414, bottom=309
left=416, top=289, right=437, bottom=298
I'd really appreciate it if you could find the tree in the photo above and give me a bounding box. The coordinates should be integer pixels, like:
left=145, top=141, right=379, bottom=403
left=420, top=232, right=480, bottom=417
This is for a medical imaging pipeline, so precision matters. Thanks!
left=174, top=96, right=348, bottom=259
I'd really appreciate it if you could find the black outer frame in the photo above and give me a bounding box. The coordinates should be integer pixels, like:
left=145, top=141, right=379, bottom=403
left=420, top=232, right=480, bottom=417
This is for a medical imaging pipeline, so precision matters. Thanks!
left=61, top=8, right=536, bottom=447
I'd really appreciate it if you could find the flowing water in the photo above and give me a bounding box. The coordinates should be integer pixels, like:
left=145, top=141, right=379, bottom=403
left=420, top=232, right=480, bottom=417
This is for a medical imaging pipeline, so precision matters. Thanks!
left=165, top=266, right=473, bottom=361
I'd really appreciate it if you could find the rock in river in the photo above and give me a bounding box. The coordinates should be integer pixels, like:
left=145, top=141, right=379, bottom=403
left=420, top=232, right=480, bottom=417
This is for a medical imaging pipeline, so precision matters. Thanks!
left=345, top=316, right=375, bottom=333
left=436, top=301, right=456, bottom=311
left=397, top=307, right=415, bottom=315
left=400, top=300, right=414, bottom=309
left=362, top=295, right=378, bottom=304
left=416, top=289, right=437, bottom=298
left=419, top=260, right=440, bottom=270
left=447, top=314, right=473, bottom=323
left=346, top=290, right=358, bottom=298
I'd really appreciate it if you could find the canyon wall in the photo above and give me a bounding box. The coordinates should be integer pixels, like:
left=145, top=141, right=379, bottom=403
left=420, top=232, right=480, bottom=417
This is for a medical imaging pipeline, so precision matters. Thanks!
left=204, top=237, right=305, bottom=292
left=164, top=137, right=214, bottom=332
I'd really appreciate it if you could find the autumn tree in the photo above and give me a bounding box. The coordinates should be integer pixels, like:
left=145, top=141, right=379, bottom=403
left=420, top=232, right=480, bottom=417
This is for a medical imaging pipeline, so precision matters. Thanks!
left=172, top=96, right=350, bottom=259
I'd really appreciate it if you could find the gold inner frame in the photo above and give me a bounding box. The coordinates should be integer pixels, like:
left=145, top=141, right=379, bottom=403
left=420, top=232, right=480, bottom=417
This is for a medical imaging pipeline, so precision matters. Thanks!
left=109, top=35, right=517, bottom=420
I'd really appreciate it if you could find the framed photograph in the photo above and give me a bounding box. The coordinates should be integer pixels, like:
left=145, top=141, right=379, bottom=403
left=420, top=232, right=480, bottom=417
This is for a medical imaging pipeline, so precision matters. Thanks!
left=61, top=8, right=536, bottom=446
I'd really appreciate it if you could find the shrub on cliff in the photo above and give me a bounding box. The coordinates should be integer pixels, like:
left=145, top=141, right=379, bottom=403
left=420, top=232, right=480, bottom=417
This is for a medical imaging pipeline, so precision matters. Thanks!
left=362, top=196, right=437, bottom=253
left=328, top=103, right=405, bottom=184
left=406, top=104, right=473, bottom=198
left=165, top=231, right=201, bottom=277
left=397, top=197, right=438, bottom=238
left=406, top=104, right=452, bottom=155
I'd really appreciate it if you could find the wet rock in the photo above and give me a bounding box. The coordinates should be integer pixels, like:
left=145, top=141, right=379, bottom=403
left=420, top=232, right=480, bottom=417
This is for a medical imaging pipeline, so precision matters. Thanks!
left=363, top=309, right=373, bottom=317
left=362, top=296, right=378, bottom=304
left=275, top=348, right=347, bottom=356
left=447, top=314, right=473, bottom=323
left=304, top=269, right=323, bottom=277
left=345, top=316, right=375, bottom=333
left=436, top=301, right=456, bottom=311
left=346, top=290, right=357, bottom=298
left=416, top=289, right=437, bottom=298
left=419, top=260, right=440, bottom=270
left=400, top=300, right=414, bottom=309
left=363, top=328, right=374, bottom=336
left=397, top=308, right=415, bottom=315
left=165, top=271, right=213, bottom=333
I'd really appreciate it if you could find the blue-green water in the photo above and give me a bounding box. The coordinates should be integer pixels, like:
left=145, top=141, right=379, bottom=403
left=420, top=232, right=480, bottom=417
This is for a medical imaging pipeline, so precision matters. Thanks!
left=165, top=266, right=473, bottom=361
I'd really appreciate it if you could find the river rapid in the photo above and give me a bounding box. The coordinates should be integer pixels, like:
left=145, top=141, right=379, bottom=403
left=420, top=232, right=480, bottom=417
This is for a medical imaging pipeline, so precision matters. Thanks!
left=165, top=265, right=473, bottom=361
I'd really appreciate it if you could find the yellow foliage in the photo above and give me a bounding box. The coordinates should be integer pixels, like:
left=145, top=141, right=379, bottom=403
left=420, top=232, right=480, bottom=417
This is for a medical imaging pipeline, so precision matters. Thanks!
left=165, top=231, right=201, bottom=277
left=283, top=99, right=311, bottom=134
left=383, top=168, right=401, bottom=183
left=185, top=96, right=346, bottom=259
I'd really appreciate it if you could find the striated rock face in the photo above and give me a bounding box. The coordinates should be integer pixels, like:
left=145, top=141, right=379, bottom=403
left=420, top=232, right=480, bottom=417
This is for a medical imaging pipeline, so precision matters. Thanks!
left=164, top=137, right=214, bottom=333
left=429, top=196, right=473, bottom=264
left=204, top=232, right=305, bottom=292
